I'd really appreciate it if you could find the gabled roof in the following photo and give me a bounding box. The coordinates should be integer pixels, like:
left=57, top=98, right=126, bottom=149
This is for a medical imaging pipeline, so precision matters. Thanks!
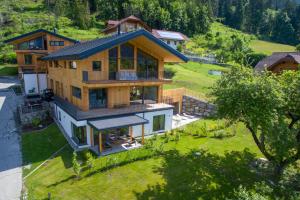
left=255, top=52, right=300, bottom=71
left=4, top=29, right=78, bottom=44
left=152, top=29, right=189, bottom=41
left=42, top=29, right=188, bottom=62
left=103, top=15, right=151, bottom=33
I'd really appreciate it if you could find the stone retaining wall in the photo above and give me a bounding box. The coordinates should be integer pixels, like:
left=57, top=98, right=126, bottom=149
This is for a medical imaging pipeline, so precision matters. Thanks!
left=182, top=95, right=216, bottom=117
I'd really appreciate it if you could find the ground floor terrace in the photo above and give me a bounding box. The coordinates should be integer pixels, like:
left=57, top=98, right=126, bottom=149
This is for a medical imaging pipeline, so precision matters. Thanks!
left=53, top=100, right=173, bottom=155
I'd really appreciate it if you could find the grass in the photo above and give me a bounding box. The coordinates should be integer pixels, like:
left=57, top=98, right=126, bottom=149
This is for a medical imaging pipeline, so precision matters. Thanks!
left=22, top=124, right=67, bottom=177
left=23, top=120, right=265, bottom=200
left=164, top=62, right=228, bottom=99
left=249, top=40, right=296, bottom=55
left=0, top=65, right=18, bottom=76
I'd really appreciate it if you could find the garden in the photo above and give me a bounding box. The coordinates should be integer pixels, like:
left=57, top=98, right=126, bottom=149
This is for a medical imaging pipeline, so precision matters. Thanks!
left=22, top=119, right=299, bottom=200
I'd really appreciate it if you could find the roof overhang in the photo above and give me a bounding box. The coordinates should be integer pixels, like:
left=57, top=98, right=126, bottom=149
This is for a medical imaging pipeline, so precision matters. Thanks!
left=4, top=29, right=78, bottom=44
left=42, top=29, right=189, bottom=62
left=88, top=115, right=148, bottom=131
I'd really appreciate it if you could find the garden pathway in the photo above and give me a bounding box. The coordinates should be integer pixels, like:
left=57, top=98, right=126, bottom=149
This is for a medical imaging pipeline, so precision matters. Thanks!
left=0, top=77, right=23, bottom=200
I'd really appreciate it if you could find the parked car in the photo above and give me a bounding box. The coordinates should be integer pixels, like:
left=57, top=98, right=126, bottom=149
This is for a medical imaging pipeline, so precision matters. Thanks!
left=41, top=89, right=54, bottom=101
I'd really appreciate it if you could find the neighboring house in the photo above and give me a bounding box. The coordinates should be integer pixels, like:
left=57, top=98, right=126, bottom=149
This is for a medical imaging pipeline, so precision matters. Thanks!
left=5, top=29, right=78, bottom=95
left=103, top=15, right=189, bottom=49
left=102, top=15, right=151, bottom=35
left=32, top=29, right=187, bottom=154
left=152, top=29, right=189, bottom=50
left=255, top=52, right=300, bottom=73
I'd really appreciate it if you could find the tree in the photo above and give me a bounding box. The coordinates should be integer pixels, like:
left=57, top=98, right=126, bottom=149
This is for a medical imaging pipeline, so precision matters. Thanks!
left=272, top=11, right=296, bottom=44
left=85, top=151, right=95, bottom=170
left=72, top=152, right=81, bottom=179
left=212, top=66, right=300, bottom=182
left=296, top=44, right=300, bottom=52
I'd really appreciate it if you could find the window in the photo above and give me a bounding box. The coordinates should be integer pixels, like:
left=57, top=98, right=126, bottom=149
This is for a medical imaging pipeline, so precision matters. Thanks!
left=109, top=47, right=118, bottom=80
left=58, top=111, right=61, bottom=121
left=72, top=86, right=81, bottom=99
left=167, top=40, right=170, bottom=45
left=69, top=61, right=76, bottom=69
left=89, top=89, right=107, bottom=109
left=174, top=41, right=177, bottom=45
left=120, top=43, right=134, bottom=69
left=64, top=61, right=67, bottom=68
left=72, top=123, right=87, bottom=145
left=153, top=115, right=165, bottom=132
left=54, top=61, right=59, bottom=68
left=49, top=61, right=53, bottom=68
left=137, top=49, right=158, bottom=79
left=92, top=61, right=102, bottom=71
left=24, top=55, right=33, bottom=65
left=50, top=41, right=64, bottom=46
left=19, top=37, right=43, bottom=50
left=130, top=86, right=158, bottom=105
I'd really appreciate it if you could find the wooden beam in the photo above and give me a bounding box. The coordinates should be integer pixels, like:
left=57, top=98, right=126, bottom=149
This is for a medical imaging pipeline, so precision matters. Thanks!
left=142, top=124, right=145, bottom=145
left=99, top=132, right=102, bottom=153
left=90, top=127, right=93, bottom=146
left=129, top=126, right=133, bottom=142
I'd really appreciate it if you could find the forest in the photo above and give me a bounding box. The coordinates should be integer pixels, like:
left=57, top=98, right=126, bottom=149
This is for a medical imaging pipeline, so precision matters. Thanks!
left=47, top=0, right=300, bottom=45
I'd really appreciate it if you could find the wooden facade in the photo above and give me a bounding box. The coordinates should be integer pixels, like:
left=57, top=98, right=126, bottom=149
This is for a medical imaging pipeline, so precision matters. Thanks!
left=7, top=31, right=76, bottom=74
left=269, top=59, right=299, bottom=73
left=47, top=40, right=170, bottom=111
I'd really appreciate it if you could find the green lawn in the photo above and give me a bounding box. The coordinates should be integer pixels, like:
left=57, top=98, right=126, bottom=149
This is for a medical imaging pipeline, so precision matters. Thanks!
left=0, top=65, right=18, bottom=76
left=24, top=120, right=265, bottom=200
left=164, top=62, right=228, bottom=100
left=22, top=124, right=67, bottom=177
left=250, top=40, right=295, bottom=55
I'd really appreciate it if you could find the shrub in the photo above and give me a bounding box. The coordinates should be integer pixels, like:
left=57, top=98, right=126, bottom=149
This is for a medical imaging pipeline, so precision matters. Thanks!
left=85, top=151, right=95, bottom=170
left=31, top=117, right=41, bottom=127
left=164, top=67, right=176, bottom=79
left=296, top=44, right=300, bottom=52
left=72, top=152, right=81, bottom=179
left=199, top=122, right=208, bottom=137
left=213, top=129, right=228, bottom=139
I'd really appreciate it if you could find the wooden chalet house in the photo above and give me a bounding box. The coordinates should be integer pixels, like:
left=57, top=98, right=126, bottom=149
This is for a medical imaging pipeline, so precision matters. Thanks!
left=7, top=28, right=188, bottom=155
left=255, top=52, right=300, bottom=73
left=5, top=29, right=78, bottom=94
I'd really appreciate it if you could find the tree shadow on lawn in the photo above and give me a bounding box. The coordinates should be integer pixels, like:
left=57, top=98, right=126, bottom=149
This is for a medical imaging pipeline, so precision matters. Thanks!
left=135, top=148, right=266, bottom=200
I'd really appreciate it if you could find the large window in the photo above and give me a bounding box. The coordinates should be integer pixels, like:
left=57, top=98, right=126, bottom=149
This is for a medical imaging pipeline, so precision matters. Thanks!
left=92, top=61, right=102, bottom=71
left=24, top=55, right=33, bottom=65
left=137, top=49, right=158, bottom=79
left=19, top=37, right=43, bottom=50
left=72, top=123, right=87, bottom=145
left=72, top=86, right=81, bottom=99
left=153, top=115, right=165, bottom=132
left=89, top=88, right=107, bottom=109
left=109, top=47, right=118, bottom=80
left=130, top=86, right=158, bottom=105
left=120, top=43, right=134, bottom=70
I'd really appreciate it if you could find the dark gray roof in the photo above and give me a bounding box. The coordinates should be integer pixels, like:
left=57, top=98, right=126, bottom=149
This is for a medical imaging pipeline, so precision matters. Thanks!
left=42, top=29, right=188, bottom=62
left=4, top=29, right=78, bottom=43
left=255, top=52, right=300, bottom=71
left=88, top=115, right=148, bottom=131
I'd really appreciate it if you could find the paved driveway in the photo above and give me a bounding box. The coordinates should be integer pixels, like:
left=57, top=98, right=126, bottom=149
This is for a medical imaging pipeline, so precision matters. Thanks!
left=0, top=77, right=23, bottom=200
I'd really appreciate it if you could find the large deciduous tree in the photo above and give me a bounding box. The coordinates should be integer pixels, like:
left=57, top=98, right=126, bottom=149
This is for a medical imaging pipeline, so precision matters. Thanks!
left=212, top=66, right=300, bottom=181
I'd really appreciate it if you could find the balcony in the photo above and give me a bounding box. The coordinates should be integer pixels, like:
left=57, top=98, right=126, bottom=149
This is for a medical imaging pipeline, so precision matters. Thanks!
left=82, top=70, right=170, bottom=85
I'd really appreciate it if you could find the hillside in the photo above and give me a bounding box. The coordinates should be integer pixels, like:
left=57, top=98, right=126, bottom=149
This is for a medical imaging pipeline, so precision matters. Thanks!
left=187, top=22, right=296, bottom=57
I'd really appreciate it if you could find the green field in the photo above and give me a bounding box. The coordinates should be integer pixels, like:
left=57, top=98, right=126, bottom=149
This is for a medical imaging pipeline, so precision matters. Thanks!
left=250, top=40, right=296, bottom=55
left=0, top=65, right=18, bottom=76
left=23, top=121, right=264, bottom=200
left=164, top=62, right=228, bottom=99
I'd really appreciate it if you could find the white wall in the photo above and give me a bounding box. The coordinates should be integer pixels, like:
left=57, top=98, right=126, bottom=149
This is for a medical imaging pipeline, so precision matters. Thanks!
left=24, top=74, right=38, bottom=95
left=38, top=74, right=47, bottom=93
left=23, top=73, right=47, bottom=94
left=55, top=105, right=90, bottom=148
left=133, top=109, right=173, bottom=137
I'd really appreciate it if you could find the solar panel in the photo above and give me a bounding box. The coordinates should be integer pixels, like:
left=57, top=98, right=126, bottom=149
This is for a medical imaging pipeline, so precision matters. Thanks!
left=157, top=31, right=184, bottom=40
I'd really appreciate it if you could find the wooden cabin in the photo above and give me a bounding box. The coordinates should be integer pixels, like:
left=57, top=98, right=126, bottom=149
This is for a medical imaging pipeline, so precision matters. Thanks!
left=255, top=52, right=300, bottom=73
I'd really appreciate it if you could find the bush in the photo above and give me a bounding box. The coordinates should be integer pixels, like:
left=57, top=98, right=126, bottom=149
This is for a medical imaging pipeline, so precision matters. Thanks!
left=244, top=52, right=267, bottom=68
left=199, top=122, right=208, bottom=137
left=213, top=129, right=233, bottom=139
left=296, top=44, right=300, bottom=52
left=31, top=117, right=41, bottom=127
left=72, top=152, right=81, bottom=179
left=85, top=151, right=95, bottom=170
left=164, top=67, right=176, bottom=79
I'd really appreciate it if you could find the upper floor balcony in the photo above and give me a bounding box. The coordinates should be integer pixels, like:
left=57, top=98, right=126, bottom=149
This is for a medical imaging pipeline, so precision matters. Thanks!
left=82, top=70, right=171, bottom=85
